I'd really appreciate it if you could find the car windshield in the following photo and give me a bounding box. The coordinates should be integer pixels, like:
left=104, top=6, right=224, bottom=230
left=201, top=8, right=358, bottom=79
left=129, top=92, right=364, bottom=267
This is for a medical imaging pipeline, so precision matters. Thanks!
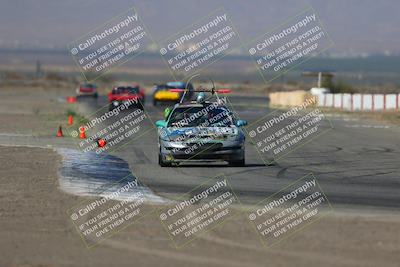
left=167, top=106, right=234, bottom=127
left=81, top=84, right=96, bottom=88
left=114, top=86, right=139, bottom=94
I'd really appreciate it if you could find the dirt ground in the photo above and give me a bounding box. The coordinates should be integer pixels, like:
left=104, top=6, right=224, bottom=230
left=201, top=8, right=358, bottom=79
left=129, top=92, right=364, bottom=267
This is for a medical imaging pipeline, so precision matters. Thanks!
left=0, top=82, right=399, bottom=267
left=1, top=145, right=399, bottom=267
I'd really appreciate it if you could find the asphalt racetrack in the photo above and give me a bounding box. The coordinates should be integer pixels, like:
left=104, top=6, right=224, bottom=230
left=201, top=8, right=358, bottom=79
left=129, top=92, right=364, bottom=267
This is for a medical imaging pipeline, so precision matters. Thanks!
left=76, top=94, right=400, bottom=210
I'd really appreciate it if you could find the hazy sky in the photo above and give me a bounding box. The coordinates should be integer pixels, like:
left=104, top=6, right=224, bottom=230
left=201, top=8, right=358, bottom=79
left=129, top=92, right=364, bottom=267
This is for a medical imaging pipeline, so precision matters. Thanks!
left=1, top=0, right=399, bottom=54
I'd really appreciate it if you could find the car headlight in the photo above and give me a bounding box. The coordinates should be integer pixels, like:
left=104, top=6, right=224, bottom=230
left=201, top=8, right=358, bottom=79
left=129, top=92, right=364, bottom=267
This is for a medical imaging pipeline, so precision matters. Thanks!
left=159, top=129, right=170, bottom=141
left=224, top=128, right=239, bottom=141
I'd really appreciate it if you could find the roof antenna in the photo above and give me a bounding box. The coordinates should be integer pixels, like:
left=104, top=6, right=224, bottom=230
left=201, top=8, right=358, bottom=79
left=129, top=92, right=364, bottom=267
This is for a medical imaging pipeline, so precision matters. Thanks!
left=181, top=74, right=200, bottom=103
left=208, top=77, right=219, bottom=101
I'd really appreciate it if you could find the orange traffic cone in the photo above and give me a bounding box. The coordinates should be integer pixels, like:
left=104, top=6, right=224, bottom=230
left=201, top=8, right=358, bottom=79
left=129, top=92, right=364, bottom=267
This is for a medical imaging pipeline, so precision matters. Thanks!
left=79, top=126, right=86, bottom=139
left=68, top=115, right=73, bottom=125
left=66, top=96, right=77, bottom=103
left=56, top=125, right=63, bottom=137
left=97, top=138, right=106, bottom=148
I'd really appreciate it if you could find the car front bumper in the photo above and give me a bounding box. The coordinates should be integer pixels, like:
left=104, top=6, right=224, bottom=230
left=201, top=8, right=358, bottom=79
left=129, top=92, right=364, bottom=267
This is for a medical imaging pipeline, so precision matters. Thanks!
left=159, top=140, right=244, bottom=162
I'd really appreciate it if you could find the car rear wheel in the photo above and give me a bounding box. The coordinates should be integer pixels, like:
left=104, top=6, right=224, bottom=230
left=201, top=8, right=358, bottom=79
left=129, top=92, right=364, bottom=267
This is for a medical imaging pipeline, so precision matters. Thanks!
left=138, top=102, right=145, bottom=110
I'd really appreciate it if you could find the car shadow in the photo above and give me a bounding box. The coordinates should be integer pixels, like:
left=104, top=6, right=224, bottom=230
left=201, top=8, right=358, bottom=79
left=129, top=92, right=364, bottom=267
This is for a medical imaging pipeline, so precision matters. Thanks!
left=174, top=163, right=270, bottom=168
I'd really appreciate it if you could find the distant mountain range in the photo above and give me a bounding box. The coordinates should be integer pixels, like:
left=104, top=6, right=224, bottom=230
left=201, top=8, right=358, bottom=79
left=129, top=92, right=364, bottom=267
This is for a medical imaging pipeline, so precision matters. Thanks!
left=1, top=0, right=399, bottom=55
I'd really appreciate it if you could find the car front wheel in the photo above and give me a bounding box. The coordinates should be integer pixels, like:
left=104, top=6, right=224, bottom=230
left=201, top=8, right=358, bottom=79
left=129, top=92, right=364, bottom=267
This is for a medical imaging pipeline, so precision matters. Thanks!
left=228, top=151, right=245, bottom=167
left=228, top=158, right=245, bottom=167
left=158, top=152, right=172, bottom=167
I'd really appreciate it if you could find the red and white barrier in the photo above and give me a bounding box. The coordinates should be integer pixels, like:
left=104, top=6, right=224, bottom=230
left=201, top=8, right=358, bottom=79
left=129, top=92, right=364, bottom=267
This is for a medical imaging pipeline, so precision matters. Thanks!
left=316, top=93, right=400, bottom=111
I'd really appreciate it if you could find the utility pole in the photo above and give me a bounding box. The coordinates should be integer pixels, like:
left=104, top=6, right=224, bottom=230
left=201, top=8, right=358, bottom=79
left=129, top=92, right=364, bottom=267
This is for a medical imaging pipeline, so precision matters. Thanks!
left=36, top=59, right=42, bottom=78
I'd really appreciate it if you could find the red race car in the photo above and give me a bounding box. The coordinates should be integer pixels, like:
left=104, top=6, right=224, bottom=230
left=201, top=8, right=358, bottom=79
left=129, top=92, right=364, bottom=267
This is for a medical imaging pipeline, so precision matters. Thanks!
left=76, top=83, right=98, bottom=98
left=108, top=85, right=145, bottom=111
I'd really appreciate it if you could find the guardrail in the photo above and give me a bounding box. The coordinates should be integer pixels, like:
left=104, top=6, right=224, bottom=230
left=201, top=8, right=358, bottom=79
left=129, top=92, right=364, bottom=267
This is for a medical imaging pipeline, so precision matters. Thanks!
left=316, top=93, right=400, bottom=111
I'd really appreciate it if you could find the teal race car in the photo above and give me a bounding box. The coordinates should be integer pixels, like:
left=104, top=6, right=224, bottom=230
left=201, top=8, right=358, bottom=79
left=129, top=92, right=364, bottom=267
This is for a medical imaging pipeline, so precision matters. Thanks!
left=155, top=90, right=247, bottom=167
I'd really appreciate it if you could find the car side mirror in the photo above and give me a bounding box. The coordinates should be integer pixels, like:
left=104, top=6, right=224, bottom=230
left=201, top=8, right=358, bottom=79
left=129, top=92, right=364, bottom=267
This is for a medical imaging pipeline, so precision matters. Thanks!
left=236, top=119, right=248, bottom=127
left=156, top=120, right=167, bottom=128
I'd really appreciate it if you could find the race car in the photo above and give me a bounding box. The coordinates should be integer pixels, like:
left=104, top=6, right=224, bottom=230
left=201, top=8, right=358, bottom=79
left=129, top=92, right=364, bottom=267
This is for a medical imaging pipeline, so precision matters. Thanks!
left=108, top=85, right=145, bottom=111
left=155, top=89, right=247, bottom=167
left=152, top=81, right=194, bottom=106
left=76, top=83, right=98, bottom=98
